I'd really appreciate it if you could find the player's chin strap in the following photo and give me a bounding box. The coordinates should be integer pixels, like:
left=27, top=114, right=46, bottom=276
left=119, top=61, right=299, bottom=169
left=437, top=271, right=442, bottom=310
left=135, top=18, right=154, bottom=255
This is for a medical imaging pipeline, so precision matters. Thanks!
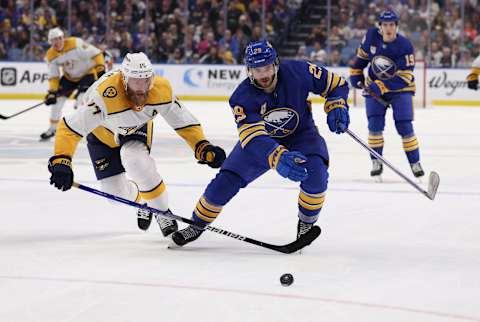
left=72, top=182, right=321, bottom=254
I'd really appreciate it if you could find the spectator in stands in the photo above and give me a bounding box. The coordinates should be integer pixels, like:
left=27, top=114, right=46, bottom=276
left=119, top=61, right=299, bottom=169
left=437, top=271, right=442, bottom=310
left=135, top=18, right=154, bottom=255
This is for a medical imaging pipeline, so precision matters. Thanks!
left=310, top=41, right=327, bottom=65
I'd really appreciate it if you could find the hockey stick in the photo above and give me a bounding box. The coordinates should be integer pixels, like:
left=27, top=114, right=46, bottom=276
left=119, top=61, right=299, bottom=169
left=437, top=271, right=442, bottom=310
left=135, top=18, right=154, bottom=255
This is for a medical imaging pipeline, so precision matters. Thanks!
left=72, top=182, right=321, bottom=254
left=357, top=82, right=392, bottom=108
left=345, top=129, right=440, bottom=200
left=0, top=101, right=46, bottom=120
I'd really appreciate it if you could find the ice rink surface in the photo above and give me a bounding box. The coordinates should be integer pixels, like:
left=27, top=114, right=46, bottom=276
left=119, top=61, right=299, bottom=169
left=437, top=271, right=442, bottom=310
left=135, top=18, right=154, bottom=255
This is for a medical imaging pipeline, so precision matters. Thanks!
left=0, top=99, right=479, bottom=322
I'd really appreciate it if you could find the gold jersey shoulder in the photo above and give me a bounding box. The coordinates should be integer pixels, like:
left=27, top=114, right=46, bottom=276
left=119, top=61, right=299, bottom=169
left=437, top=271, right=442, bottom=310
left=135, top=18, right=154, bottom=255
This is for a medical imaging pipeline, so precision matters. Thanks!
left=96, top=72, right=173, bottom=115
left=45, top=37, right=78, bottom=63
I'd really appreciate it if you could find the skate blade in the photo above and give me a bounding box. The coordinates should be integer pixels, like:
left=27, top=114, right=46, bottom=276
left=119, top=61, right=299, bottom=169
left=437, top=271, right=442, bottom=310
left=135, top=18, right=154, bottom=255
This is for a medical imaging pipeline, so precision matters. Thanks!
left=372, top=175, right=383, bottom=183
left=167, top=238, right=182, bottom=249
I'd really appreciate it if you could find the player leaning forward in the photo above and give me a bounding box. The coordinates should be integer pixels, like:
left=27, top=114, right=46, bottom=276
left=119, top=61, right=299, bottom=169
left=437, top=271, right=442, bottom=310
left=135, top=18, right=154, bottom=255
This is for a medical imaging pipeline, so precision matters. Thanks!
left=41, top=27, right=106, bottom=141
left=171, top=40, right=350, bottom=247
left=350, top=10, right=424, bottom=179
left=48, top=53, right=226, bottom=236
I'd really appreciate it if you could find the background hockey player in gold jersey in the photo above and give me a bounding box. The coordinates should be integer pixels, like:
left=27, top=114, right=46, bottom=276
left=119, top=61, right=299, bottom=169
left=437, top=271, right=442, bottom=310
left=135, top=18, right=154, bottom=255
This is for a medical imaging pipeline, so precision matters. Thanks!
left=41, top=27, right=106, bottom=141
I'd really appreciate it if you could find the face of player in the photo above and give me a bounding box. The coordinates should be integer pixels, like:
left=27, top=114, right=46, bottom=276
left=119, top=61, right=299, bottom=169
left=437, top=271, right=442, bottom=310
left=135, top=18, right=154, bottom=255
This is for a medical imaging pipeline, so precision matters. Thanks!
left=51, top=37, right=64, bottom=51
left=380, top=21, right=397, bottom=42
left=126, top=77, right=152, bottom=108
left=250, top=64, right=276, bottom=90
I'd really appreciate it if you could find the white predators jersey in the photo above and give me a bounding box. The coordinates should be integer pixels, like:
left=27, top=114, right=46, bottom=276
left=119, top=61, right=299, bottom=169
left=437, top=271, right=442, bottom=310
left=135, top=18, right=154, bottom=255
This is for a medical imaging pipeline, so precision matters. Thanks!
left=54, top=70, right=207, bottom=157
left=70, top=70, right=199, bottom=137
left=45, top=37, right=102, bottom=82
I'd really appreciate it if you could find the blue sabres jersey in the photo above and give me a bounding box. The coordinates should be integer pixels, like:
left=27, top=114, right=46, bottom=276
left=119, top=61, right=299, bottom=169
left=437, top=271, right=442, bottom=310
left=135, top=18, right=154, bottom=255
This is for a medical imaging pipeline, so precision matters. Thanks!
left=228, top=59, right=349, bottom=167
left=351, top=27, right=415, bottom=93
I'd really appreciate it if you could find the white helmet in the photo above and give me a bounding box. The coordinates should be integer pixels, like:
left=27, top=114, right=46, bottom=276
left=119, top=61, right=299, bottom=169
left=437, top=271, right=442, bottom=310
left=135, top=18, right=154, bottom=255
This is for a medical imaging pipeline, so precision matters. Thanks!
left=48, top=27, right=64, bottom=44
left=121, top=52, right=154, bottom=88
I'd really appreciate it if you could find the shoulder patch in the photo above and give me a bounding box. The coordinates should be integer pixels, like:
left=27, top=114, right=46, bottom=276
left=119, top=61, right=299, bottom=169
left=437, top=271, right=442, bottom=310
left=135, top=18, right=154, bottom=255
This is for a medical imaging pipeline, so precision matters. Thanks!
left=103, top=86, right=117, bottom=98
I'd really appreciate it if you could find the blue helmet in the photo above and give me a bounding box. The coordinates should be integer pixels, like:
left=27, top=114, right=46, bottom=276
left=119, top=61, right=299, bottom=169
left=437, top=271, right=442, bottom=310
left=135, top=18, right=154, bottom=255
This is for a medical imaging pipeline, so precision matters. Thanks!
left=244, top=39, right=278, bottom=68
left=378, top=10, right=399, bottom=23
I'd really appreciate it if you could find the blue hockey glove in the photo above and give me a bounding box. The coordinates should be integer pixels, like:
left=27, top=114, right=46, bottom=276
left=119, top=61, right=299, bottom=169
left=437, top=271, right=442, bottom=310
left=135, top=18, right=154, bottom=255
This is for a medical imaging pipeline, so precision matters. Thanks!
left=349, top=74, right=365, bottom=89
left=195, top=140, right=227, bottom=168
left=325, top=97, right=349, bottom=134
left=274, top=149, right=308, bottom=182
left=48, top=155, right=74, bottom=191
left=367, top=80, right=387, bottom=97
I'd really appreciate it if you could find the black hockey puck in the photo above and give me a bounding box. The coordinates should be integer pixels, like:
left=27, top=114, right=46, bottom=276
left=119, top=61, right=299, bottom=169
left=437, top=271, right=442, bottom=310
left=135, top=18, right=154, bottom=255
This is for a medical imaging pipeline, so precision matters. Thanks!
left=280, top=273, right=294, bottom=286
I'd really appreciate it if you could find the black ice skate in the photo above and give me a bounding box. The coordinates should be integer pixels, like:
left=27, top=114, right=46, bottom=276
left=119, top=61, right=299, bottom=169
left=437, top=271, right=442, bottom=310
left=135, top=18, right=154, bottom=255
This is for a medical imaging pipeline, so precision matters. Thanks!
left=170, top=225, right=204, bottom=247
left=155, top=210, right=178, bottom=237
left=410, top=162, right=425, bottom=178
left=297, top=220, right=314, bottom=240
left=137, top=207, right=152, bottom=231
left=39, top=129, right=56, bottom=141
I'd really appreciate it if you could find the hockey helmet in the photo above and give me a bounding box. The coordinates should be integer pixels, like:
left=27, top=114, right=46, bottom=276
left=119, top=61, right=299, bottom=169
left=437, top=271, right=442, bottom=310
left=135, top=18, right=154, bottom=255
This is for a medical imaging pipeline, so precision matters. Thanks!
left=121, top=52, right=154, bottom=87
left=244, top=39, right=278, bottom=69
left=378, top=10, right=399, bottom=24
left=48, top=27, right=64, bottom=44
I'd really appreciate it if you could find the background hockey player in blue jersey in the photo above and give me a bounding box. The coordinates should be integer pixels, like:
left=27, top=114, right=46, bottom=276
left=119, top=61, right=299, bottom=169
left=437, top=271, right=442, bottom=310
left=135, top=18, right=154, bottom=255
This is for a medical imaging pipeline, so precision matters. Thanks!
left=170, top=39, right=350, bottom=247
left=350, top=10, right=425, bottom=179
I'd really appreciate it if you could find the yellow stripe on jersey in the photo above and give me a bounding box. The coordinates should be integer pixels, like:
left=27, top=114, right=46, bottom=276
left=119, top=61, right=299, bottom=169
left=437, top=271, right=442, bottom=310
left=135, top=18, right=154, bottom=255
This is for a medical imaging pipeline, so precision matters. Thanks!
left=48, top=77, right=60, bottom=92
left=467, top=72, right=479, bottom=81
left=91, top=126, right=118, bottom=148
left=356, top=47, right=369, bottom=60
left=298, top=190, right=325, bottom=211
left=238, top=121, right=268, bottom=148
left=140, top=181, right=166, bottom=200
left=402, top=136, right=419, bottom=152
left=268, top=145, right=288, bottom=169
left=194, top=195, right=222, bottom=223
left=146, top=120, right=153, bottom=149
left=350, top=68, right=364, bottom=76
left=176, top=124, right=207, bottom=151
left=53, top=118, right=83, bottom=157
left=92, top=53, right=106, bottom=76
left=321, top=70, right=333, bottom=97
left=368, top=135, right=384, bottom=148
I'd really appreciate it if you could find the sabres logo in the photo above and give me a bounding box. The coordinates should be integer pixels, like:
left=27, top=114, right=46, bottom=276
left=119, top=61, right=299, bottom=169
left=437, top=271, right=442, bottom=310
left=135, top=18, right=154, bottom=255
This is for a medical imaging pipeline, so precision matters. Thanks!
left=103, top=86, right=117, bottom=98
left=263, top=108, right=299, bottom=138
left=371, top=55, right=397, bottom=80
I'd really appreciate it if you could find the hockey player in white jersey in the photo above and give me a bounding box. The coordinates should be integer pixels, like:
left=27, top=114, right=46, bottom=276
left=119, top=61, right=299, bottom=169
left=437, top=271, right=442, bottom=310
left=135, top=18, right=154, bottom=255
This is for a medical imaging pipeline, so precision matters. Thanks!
left=467, top=54, right=480, bottom=91
left=48, top=52, right=226, bottom=236
left=41, top=27, right=106, bottom=141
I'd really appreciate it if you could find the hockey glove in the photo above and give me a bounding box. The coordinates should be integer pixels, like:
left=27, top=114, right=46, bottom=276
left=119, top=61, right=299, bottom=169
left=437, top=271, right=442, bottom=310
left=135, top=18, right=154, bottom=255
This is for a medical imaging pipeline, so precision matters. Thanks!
left=45, top=91, right=57, bottom=106
left=269, top=146, right=308, bottom=182
left=195, top=140, right=227, bottom=168
left=325, top=97, right=349, bottom=134
left=367, top=80, right=387, bottom=97
left=467, top=78, right=478, bottom=90
left=349, top=74, right=365, bottom=89
left=48, top=155, right=74, bottom=191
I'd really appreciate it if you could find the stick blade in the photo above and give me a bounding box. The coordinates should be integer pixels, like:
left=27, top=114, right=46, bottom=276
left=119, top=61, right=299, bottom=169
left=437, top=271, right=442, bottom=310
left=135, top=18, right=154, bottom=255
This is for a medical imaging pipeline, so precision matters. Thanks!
left=0, top=114, right=8, bottom=120
left=277, top=226, right=321, bottom=254
left=427, top=171, right=440, bottom=200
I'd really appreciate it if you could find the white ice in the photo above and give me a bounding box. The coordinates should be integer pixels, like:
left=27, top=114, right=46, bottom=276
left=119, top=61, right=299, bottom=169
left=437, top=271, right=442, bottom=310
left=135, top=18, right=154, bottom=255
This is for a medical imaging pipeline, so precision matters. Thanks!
left=0, top=99, right=479, bottom=322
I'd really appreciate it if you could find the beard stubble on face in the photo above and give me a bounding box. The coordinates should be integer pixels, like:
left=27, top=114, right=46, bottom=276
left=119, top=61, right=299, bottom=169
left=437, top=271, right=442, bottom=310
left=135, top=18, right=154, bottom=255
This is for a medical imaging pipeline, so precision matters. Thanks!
left=127, top=88, right=148, bottom=108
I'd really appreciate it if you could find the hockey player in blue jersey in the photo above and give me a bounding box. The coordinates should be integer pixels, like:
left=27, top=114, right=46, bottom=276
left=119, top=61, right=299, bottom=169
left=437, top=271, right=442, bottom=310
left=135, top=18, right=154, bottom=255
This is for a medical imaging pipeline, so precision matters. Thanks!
left=350, top=10, right=425, bottom=179
left=170, top=39, right=350, bottom=247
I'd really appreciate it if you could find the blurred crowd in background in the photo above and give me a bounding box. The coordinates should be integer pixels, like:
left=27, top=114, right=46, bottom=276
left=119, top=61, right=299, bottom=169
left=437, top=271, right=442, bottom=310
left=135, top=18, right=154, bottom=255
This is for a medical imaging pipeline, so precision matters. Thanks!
left=0, top=0, right=479, bottom=68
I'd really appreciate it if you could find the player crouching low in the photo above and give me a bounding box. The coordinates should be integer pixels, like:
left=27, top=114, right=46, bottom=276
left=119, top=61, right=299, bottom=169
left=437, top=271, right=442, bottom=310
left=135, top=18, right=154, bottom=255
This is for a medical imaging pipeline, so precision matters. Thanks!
left=48, top=52, right=226, bottom=236
left=170, top=40, right=350, bottom=247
